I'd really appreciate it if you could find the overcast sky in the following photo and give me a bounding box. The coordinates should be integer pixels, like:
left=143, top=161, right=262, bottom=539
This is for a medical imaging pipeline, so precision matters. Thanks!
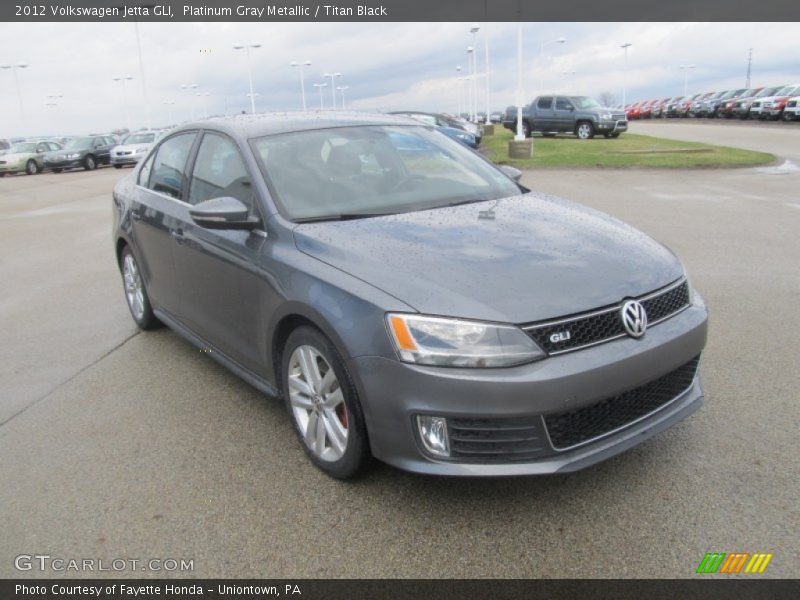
left=0, top=22, right=798, bottom=137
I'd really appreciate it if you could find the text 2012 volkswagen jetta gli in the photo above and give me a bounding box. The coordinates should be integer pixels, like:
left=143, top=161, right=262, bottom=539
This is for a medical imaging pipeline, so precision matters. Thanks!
left=112, top=112, right=708, bottom=479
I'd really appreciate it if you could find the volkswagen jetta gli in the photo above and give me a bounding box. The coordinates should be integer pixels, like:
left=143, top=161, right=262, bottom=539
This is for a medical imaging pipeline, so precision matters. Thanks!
left=112, top=112, right=708, bottom=479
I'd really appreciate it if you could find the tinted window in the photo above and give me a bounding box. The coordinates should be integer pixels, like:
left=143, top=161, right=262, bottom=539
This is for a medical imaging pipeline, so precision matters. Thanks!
left=555, top=97, right=573, bottom=110
left=189, top=133, right=253, bottom=209
left=147, top=133, right=196, bottom=199
left=537, top=96, right=553, bottom=109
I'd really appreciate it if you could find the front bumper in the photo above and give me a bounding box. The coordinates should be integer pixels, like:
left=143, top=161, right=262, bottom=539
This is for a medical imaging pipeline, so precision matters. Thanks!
left=596, top=120, right=628, bottom=133
left=0, top=162, right=25, bottom=174
left=349, top=298, right=707, bottom=476
left=111, top=152, right=146, bottom=165
left=45, top=158, right=83, bottom=169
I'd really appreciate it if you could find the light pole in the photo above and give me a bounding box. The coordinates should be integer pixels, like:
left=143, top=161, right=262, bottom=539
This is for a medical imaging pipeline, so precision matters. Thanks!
left=679, top=64, right=696, bottom=97
left=514, top=25, right=524, bottom=141
left=336, top=86, right=349, bottom=110
left=233, top=42, right=262, bottom=114
left=1, top=62, right=28, bottom=123
left=313, top=82, right=327, bottom=110
left=290, top=60, right=312, bottom=110
left=323, top=73, right=341, bottom=109
left=162, top=100, right=176, bottom=125
left=181, top=83, right=198, bottom=120
left=113, top=75, right=134, bottom=132
left=483, top=25, right=491, bottom=125
left=469, top=24, right=480, bottom=122
left=621, top=43, right=632, bottom=109
left=466, top=46, right=475, bottom=121
left=455, top=66, right=462, bottom=117
left=133, top=21, right=151, bottom=130
left=539, top=37, right=567, bottom=93
left=196, top=92, right=210, bottom=119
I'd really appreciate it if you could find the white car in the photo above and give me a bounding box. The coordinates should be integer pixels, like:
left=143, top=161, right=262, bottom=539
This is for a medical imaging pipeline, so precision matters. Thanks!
left=750, top=83, right=800, bottom=119
left=782, top=96, right=800, bottom=121
left=110, top=130, right=163, bottom=168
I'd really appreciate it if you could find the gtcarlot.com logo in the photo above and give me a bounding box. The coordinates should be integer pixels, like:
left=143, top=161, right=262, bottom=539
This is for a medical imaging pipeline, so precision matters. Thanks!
left=14, top=554, right=194, bottom=572
left=696, top=552, right=773, bottom=574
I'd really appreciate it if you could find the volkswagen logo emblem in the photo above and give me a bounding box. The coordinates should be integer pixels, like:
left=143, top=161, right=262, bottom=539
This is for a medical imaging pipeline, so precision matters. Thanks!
left=621, top=300, right=648, bottom=338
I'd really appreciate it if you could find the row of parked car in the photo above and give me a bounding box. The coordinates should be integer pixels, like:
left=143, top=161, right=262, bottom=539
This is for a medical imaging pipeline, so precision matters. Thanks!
left=0, top=130, right=164, bottom=177
left=626, top=83, right=800, bottom=121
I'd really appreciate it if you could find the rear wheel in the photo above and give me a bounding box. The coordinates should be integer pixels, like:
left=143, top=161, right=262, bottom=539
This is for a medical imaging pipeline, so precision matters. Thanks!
left=83, top=155, right=97, bottom=171
left=282, top=326, right=370, bottom=479
left=576, top=121, right=595, bottom=140
left=26, top=160, right=39, bottom=175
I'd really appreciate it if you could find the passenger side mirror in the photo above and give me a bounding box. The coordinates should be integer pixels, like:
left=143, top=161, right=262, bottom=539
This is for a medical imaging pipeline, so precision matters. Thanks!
left=499, top=165, right=523, bottom=182
left=189, top=197, right=259, bottom=230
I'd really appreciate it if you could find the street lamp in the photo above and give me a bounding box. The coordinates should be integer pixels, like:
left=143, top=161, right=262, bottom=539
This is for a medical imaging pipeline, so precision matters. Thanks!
left=483, top=25, right=491, bottom=125
left=469, top=24, right=480, bottom=122
left=312, top=82, right=328, bottom=110
left=323, top=73, right=341, bottom=109
left=539, top=37, right=567, bottom=93
left=1, top=62, right=29, bottom=122
left=336, top=85, right=350, bottom=110
left=133, top=21, right=151, bottom=130
left=195, top=92, right=210, bottom=119
left=181, top=83, right=198, bottom=120
left=621, top=43, right=632, bottom=110
left=514, top=25, right=525, bottom=141
left=162, top=100, right=176, bottom=125
left=290, top=60, right=312, bottom=110
left=233, top=42, right=262, bottom=114
left=466, top=46, right=475, bottom=121
left=455, top=66, right=462, bottom=117
left=679, top=64, right=696, bottom=97
left=113, top=75, right=134, bottom=132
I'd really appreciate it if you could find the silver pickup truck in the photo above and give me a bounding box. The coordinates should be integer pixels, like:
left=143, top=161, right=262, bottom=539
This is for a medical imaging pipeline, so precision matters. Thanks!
left=503, top=95, right=628, bottom=139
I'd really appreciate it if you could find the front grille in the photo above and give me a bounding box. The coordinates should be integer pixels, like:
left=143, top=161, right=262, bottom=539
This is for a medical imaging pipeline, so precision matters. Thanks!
left=447, top=416, right=549, bottom=462
left=612, top=114, right=626, bottom=120
left=523, top=279, right=690, bottom=355
left=544, top=356, right=700, bottom=450
left=788, top=101, right=797, bottom=108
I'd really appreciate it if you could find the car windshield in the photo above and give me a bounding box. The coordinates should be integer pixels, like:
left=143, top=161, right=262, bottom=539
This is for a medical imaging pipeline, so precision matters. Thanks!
left=775, top=85, right=799, bottom=96
left=251, top=125, right=520, bottom=222
left=65, top=137, right=94, bottom=149
left=572, top=97, right=601, bottom=109
left=755, top=87, right=779, bottom=97
left=124, top=133, right=155, bottom=144
left=8, top=142, right=37, bottom=153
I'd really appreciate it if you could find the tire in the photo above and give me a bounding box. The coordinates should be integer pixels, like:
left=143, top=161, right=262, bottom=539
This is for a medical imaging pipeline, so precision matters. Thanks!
left=575, top=121, right=595, bottom=140
left=83, top=155, right=97, bottom=171
left=52, top=168, right=63, bottom=173
left=26, top=160, right=39, bottom=175
left=119, top=246, right=160, bottom=330
left=282, top=326, right=370, bottom=479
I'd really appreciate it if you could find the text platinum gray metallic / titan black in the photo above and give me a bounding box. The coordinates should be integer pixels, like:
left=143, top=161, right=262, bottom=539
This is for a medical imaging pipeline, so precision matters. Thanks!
left=112, top=112, right=708, bottom=479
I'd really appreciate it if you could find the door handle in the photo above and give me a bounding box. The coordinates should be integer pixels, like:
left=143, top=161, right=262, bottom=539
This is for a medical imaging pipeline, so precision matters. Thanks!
left=130, top=208, right=141, bottom=221
left=171, top=229, right=185, bottom=244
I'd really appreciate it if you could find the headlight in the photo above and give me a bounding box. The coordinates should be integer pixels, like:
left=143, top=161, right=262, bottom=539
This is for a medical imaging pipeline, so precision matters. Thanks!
left=386, top=313, right=545, bottom=368
left=66, top=153, right=80, bottom=159
left=601, top=113, right=613, bottom=120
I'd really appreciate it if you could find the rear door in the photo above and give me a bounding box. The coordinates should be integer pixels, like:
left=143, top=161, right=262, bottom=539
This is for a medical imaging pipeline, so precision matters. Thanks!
left=129, top=131, right=198, bottom=315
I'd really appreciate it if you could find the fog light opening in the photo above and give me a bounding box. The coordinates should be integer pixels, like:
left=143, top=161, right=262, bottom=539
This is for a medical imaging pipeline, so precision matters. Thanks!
left=417, top=416, right=450, bottom=457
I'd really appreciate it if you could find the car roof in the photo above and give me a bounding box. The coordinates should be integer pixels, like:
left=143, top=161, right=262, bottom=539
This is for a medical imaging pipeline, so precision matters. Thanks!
left=171, top=111, right=420, bottom=139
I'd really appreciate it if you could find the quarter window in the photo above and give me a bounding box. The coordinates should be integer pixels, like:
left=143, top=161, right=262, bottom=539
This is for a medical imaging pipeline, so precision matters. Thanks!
left=147, top=133, right=196, bottom=200
left=188, top=133, right=254, bottom=209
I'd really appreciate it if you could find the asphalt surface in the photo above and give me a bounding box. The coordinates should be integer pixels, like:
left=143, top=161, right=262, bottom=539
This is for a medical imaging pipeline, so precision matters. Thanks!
left=1, top=123, right=798, bottom=579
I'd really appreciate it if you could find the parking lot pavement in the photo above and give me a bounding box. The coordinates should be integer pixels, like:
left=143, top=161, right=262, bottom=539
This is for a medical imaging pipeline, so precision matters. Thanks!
left=1, top=126, right=798, bottom=578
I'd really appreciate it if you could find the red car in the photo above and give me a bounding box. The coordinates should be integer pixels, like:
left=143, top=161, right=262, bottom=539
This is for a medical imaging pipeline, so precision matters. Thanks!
left=625, top=101, right=643, bottom=120
left=638, top=99, right=658, bottom=119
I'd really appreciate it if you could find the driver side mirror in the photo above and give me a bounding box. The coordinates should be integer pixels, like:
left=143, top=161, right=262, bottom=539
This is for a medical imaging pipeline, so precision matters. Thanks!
left=189, top=196, right=259, bottom=230
left=499, top=165, right=523, bottom=182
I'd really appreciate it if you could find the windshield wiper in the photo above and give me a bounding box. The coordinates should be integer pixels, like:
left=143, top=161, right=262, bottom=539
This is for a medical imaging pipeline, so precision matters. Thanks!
left=293, top=211, right=401, bottom=223
left=446, top=198, right=490, bottom=208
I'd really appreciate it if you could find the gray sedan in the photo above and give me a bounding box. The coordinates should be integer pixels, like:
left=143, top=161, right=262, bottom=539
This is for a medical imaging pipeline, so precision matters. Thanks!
left=112, top=112, right=707, bottom=479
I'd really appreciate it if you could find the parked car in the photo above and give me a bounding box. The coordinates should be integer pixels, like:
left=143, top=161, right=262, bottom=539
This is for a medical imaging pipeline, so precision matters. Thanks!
left=688, top=92, right=715, bottom=117
left=757, top=84, right=800, bottom=120
left=718, top=88, right=762, bottom=118
left=705, top=89, right=747, bottom=117
left=44, top=135, right=116, bottom=172
left=388, top=112, right=478, bottom=148
left=676, top=93, right=702, bottom=117
left=651, top=97, right=672, bottom=118
left=112, top=112, right=707, bottom=478
left=734, top=86, right=781, bottom=119
left=662, top=97, right=686, bottom=118
left=390, top=111, right=481, bottom=144
left=503, top=96, right=627, bottom=139
left=489, top=112, right=504, bottom=123
left=0, top=140, right=62, bottom=176
left=111, top=131, right=163, bottom=168
left=782, top=96, right=800, bottom=121
left=639, top=99, right=660, bottom=119
left=625, top=101, right=642, bottom=120
left=0, top=139, right=10, bottom=155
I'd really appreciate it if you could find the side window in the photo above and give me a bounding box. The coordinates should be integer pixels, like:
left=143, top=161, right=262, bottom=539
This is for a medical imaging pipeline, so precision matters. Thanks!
left=36, top=143, right=48, bottom=153
left=188, top=133, right=253, bottom=209
left=147, top=133, right=196, bottom=199
left=555, top=97, right=573, bottom=110
left=537, top=96, right=553, bottom=110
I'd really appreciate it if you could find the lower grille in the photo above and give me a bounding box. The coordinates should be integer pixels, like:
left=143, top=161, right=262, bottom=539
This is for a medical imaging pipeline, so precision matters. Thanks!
left=447, top=416, right=549, bottom=462
left=544, top=356, right=700, bottom=450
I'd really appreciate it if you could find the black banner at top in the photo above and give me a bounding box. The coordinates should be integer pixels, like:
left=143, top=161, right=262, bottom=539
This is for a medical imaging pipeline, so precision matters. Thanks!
left=2, top=0, right=798, bottom=22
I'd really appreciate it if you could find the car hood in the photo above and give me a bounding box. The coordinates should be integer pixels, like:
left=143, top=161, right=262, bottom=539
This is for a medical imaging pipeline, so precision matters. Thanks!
left=293, top=192, right=684, bottom=324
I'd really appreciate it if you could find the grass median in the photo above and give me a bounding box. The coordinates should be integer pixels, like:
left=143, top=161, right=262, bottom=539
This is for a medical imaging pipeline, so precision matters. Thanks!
left=481, top=126, right=775, bottom=168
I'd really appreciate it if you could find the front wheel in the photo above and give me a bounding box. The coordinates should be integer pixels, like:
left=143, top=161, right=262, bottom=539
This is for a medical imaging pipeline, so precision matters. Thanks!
left=26, top=160, right=39, bottom=175
left=283, top=326, right=370, bottom=479
left=83, top=155, right=96, bottom=171
left=120, top=246, right=160, bottom=330
left=576, top=121, right=595, bottom=140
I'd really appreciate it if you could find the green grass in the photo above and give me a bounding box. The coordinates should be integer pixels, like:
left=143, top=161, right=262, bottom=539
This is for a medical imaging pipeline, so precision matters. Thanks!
left=482, top=127, right=775, bottom=169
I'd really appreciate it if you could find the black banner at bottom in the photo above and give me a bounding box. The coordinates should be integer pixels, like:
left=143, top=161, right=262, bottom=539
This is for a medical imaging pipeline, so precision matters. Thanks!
left=2, top=579, right=799, bottom=600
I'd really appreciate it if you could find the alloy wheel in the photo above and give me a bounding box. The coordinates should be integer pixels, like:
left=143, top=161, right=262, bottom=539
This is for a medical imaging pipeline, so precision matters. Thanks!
left=122, top=253, right=145, bottom=320
left=287, top=345, right=349, bottom=462
left=577, top=123, right=592, bottom=139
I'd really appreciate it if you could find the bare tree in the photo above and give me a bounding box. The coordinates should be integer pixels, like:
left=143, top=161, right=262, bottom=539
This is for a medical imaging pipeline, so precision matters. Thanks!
left=598, top=91, right=619, bottom=107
